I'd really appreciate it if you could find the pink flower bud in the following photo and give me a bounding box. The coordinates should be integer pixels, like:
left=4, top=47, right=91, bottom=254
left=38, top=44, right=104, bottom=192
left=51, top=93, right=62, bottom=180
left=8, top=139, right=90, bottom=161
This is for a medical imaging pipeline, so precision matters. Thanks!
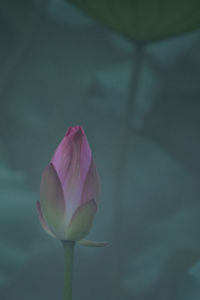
left=37, top=126, right=100, bottom=241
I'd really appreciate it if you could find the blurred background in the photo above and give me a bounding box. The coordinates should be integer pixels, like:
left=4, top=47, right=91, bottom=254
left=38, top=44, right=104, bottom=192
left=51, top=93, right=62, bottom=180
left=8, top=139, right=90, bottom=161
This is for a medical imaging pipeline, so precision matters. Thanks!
left=1, top=0, right=200, bottom=299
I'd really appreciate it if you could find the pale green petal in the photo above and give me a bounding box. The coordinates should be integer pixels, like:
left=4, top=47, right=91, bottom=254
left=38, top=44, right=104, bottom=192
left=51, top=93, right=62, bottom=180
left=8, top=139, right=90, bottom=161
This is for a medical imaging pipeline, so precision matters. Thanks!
left=40, top=163, right=67, bottom=238
left=65, top=199, right=97, bottom=241
left=36, top=200, right=56, bottom=238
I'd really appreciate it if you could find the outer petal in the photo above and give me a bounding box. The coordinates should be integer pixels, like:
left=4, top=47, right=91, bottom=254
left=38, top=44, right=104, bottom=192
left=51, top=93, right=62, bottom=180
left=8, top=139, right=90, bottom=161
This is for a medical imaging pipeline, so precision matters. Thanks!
left=80, top=159, right=100, bottom=205
left=40, top=163, right=67, bottom=238
left=64, top=199, right=97, bottom=241
left=36, top=200, right=56, bottom=238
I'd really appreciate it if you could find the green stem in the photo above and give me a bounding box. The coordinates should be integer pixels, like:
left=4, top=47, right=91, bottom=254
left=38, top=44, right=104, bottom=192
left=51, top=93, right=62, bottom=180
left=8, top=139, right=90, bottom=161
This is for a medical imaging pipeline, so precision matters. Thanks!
left=62, top=241, right=75, bottom=300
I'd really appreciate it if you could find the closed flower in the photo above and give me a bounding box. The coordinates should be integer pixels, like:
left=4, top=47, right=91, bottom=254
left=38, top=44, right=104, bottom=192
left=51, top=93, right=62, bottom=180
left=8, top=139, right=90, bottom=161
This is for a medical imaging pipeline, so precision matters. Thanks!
left=37, top=126, right=100, bottom=241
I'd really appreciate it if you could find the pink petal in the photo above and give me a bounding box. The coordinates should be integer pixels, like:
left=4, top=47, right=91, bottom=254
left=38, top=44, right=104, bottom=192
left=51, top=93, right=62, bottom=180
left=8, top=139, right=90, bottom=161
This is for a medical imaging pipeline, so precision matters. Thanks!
left=80, top=159, right=100, bottom=205
left=36, top=200, right=56, bottom=238
left=40, top=163, right=67, bottom=238
left=51, top=126, right=91, bottom=185
left=64, top=199, right=97, bottom=241
left=51, top=126, right=93, bottom=218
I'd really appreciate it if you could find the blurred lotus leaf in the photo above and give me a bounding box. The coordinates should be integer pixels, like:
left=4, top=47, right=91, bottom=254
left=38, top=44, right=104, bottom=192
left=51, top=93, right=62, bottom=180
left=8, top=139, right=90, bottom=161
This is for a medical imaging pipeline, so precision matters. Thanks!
left=66, top=0, right=200, bottom=41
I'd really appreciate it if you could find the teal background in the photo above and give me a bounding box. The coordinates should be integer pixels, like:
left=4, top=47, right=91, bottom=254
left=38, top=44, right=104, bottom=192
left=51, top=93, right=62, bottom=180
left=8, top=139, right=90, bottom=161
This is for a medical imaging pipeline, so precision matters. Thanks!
left=1, top=1, right=200, bottom=299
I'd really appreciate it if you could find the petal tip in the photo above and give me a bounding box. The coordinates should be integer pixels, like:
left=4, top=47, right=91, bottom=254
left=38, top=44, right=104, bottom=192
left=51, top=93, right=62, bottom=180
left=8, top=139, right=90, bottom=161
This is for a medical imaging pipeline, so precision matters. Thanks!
left=66, top=125, right=84, bottom=137
left=78, top=239, right=110, bottom=247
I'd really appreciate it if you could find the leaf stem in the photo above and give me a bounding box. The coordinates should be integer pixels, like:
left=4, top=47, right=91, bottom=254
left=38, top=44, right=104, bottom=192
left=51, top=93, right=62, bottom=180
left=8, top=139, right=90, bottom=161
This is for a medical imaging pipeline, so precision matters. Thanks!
left=112, top=42, right=144, bottom=299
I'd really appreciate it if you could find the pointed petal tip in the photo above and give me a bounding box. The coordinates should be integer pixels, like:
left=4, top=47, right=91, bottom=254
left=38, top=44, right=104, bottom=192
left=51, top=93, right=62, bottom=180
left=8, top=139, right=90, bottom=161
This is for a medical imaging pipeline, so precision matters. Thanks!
left=48, top=162, right=60, bottom=177
left=66, top=125, right=84, bottom=137
left=78, top=239, right=109, bottom=247
left=41, top=163, right=58, bottom=180
left=49, top=162, right=55, bottom=169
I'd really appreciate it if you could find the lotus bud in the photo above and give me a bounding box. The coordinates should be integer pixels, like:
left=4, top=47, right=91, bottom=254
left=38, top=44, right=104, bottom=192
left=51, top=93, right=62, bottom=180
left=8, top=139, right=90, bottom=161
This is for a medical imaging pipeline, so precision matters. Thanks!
left=37, top=126, right=100, bottom=241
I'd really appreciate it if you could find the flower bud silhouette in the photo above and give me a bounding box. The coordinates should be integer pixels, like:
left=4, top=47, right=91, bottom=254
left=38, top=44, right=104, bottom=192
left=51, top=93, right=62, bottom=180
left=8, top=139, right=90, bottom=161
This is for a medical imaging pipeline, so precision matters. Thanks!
left=37, top=126, right=100, bottom=241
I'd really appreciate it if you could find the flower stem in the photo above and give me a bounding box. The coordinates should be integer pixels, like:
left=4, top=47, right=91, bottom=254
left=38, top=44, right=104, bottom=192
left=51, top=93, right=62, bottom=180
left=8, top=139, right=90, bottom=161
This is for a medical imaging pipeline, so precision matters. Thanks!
left=62, top=241, right=75, bottom=300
